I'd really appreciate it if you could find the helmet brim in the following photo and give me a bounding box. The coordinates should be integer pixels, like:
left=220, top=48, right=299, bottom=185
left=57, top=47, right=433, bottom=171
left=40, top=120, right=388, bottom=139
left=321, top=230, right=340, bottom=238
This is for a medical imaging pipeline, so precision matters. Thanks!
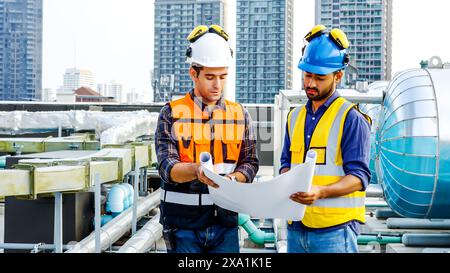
left=298, top=60, right=343, bottom=75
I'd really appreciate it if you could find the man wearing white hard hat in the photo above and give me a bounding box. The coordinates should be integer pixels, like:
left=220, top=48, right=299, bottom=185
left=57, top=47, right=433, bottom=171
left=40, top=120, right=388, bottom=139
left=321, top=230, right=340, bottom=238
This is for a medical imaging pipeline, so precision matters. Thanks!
left=155, top=25, right=259, bottom=253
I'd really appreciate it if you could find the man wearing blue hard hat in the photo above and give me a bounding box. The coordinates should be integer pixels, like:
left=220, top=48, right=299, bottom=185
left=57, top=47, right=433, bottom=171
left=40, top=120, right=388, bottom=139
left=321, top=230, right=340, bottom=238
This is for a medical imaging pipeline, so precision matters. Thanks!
left=279, top=25, right=372, bottom=253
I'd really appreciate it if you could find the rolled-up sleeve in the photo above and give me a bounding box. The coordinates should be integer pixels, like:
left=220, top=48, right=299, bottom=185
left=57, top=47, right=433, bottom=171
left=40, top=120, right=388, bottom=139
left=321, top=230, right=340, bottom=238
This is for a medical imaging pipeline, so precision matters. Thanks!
left=234, top=107, right=259, bottom=183
left=155, top=104, right=180, bottom=184
left=342, top=109, right=372, bottom=191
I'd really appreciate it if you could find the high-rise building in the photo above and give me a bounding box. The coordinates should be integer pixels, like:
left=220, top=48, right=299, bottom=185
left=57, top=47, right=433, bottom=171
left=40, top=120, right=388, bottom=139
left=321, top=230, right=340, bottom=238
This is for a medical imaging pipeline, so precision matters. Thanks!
left=0, top=0, right=43, bottom=101
left=97, top=81, right=124, bottom=103
left=62, top=68, right=95, bottom=93
left=126, top=88, right=143, bottom=104
left=108, top=80, right=123, bottom=103
left=153, top=0, right=226, bottom=103
left=316, top=0, right=392, bottom=82
left=97, top=83, right=109, bottom=97
left=236, top=0, right=293, bottom=104
left=41, top=88, right=56, bottom=102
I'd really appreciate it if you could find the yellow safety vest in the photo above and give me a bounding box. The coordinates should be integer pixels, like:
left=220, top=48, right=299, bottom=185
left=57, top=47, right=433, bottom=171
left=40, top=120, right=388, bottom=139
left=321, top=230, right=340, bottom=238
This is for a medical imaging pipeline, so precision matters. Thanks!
left=288, top=97, right=366, bottom=228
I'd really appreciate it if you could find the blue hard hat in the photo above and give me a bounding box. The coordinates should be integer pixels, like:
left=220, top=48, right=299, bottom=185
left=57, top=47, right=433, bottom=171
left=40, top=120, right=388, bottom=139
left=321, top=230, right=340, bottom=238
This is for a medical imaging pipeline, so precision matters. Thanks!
left=298, top=34, right=349, bottom=75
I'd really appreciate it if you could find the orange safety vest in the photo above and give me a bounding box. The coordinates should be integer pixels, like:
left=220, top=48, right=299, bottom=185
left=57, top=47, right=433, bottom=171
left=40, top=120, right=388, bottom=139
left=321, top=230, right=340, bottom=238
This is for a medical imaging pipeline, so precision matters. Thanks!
left=169, top=93, right=245, bottom=174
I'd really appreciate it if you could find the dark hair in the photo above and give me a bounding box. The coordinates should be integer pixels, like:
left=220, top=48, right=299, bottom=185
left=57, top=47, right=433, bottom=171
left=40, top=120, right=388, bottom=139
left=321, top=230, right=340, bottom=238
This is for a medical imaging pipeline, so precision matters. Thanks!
left=192, top=66, right=203, bottom=77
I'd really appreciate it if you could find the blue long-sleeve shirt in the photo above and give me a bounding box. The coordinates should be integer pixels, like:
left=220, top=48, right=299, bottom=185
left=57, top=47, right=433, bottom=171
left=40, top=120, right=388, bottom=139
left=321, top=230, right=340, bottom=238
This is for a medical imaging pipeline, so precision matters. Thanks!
left=280, top=91, right=371, bottom=233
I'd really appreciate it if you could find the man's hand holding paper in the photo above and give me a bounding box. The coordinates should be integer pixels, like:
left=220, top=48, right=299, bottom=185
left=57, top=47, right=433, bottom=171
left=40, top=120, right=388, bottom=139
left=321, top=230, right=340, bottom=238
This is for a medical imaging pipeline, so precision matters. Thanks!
left=201, top=151, right=317, bottom=221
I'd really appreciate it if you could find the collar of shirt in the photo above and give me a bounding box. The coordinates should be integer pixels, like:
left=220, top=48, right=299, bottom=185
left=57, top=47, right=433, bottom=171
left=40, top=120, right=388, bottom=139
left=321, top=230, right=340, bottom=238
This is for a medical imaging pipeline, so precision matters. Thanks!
left=305, top=90, right=340, bottom=115
left=189, top=89, right=226, bottom=113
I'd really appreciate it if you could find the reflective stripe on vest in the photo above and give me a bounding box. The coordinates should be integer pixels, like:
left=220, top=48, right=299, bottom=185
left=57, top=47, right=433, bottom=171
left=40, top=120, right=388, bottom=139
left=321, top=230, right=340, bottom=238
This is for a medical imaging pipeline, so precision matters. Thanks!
left=288, top=96, right=366, bottom=228
left=313, top=197, right=365, bottom=208
left=161, top=190, right=214, bottom=206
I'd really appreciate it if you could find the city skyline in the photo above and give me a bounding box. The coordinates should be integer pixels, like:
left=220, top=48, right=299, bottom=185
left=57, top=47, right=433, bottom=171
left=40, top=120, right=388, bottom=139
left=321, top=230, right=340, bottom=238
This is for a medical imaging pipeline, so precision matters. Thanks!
left=0, top=0, right=43, bottom=101
left=42, top=0, right=450, bottom=102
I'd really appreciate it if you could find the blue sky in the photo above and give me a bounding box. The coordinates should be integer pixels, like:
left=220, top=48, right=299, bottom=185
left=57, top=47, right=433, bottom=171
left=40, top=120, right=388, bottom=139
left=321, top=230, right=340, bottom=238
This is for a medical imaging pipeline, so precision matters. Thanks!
left=43, top=0, right=450, bottom=101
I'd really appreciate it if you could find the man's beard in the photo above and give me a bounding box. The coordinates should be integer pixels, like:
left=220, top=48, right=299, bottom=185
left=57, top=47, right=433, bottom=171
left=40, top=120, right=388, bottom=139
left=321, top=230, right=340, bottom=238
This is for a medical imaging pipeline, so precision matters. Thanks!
left=305, top=82, right=335, bottom=101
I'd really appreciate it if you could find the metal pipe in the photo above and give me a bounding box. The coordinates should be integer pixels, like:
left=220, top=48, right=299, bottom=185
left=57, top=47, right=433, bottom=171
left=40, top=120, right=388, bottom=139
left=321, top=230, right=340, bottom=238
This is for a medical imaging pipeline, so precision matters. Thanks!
left=273, top=218, right=287, bottom=253
left=117, top=212, right=163, bottom=253
left=378, top=69, right=450, bottom=219
left=94, top=174, right=101, bottom=253
left=65, top=189, right=161, bottom=253
left=366, top=184, right=384, bottom=198
left=387, top=218, right=450, bottom=229
left=357, top=235, right=402, bottom=245
left=132, top=161, right=140, bottom=236
left=365, top=198, right=388, bottom=208
left=141, top=168, right=148, bottom=197
left=54, top=192, right=63, bottom=253
left=374, top=208, right=401, bottom=219
left=0, top=243, right=71, bottom=251
left=402, top=234, right=450, bottom=247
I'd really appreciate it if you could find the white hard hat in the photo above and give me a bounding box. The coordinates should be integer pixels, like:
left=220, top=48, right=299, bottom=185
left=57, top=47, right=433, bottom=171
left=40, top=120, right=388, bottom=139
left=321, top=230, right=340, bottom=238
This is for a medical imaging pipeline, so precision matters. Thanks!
left=186, top=32, right=233, bottom=68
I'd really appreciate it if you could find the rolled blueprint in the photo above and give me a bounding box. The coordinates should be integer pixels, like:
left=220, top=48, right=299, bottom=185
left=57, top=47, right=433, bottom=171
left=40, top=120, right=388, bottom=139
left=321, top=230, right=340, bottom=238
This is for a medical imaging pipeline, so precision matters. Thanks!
left=303, top=150, right=317, bottom=192
left=306, top=150, right=317, bottom=162
left=199, top=152, right=214, bottom=172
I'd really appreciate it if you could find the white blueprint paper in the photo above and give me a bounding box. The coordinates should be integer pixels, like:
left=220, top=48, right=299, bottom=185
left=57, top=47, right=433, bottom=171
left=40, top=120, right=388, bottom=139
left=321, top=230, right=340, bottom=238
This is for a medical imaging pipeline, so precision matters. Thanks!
left=201, top=151, right=317, bottom=221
